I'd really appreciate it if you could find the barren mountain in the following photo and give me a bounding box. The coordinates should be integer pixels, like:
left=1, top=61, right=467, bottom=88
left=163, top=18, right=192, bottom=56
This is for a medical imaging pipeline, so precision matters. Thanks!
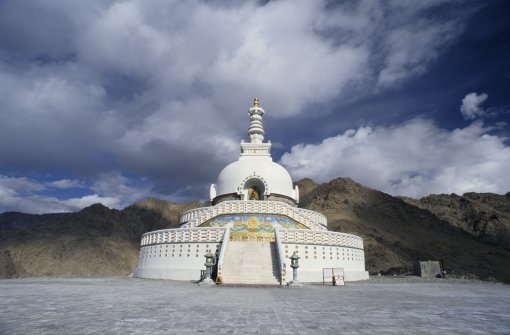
left=298, top=178, right=510, bottom=282
left=400, top=193, right=510, bottom=248
left=0, top=212, right=70, bottom=236
left=1, top=179, right=509, bottom=283
left=0, top=199, right=201, bottom=279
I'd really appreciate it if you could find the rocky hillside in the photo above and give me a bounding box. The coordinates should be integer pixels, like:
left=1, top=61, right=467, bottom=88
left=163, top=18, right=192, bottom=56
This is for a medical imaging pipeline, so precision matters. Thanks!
left=0, top=212, right=70, bottom=236
left=1, top=179, right=509, bottom=283
left=400, top=193, right=510, bottom=248
left=294, top=178, right=319, bottom=199
left=0, top=199, right=201, bottom=279
left=297, top=178, right=510, bottom=282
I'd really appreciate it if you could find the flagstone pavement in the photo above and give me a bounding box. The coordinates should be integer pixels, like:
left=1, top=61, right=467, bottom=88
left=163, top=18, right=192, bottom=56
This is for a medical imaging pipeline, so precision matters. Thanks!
left=0, top=277, right=508, bottom=334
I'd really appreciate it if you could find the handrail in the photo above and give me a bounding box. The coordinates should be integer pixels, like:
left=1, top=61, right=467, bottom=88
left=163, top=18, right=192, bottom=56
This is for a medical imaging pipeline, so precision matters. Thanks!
left=274, top=227, right=287, bottom=286
left=216, top=226, right=230, bottom=284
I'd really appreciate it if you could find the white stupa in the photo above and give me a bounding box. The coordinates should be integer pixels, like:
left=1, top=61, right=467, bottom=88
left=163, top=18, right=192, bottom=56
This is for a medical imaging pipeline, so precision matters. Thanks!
left=134, top=99, right=368, bottom=284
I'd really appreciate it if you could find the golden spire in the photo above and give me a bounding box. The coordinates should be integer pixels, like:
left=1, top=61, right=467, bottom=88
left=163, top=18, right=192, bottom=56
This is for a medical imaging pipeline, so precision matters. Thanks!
left=253, top=97, right=260, bottom=108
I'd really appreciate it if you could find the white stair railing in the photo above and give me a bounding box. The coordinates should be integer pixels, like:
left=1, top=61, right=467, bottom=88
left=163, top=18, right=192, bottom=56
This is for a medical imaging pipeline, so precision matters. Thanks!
left=216, top=226, right=230, bottom=284
left=274, top=227, right=287, bottom=286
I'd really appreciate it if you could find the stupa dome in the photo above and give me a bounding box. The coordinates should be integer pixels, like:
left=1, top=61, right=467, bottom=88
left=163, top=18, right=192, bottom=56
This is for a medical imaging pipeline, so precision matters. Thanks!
left=215, top=155, right=296, bottom=200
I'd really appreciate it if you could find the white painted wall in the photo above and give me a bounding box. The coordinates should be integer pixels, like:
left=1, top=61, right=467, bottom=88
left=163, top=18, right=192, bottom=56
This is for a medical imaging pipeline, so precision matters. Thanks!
left=282, top=243, right=369, bottom=283
left=134, top=240, right=368, bottom=283
left=134, top=242, right=222, bottom=281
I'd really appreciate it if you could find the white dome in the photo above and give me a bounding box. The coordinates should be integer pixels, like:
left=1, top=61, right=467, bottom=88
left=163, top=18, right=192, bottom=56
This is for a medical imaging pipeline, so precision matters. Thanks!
left=216, top=155, right=295, bottom=200
left=209, top=98, right=298, bottom=204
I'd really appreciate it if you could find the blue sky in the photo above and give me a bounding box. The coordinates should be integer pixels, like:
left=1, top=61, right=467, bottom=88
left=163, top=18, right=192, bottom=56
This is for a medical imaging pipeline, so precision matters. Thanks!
left=0, top=0, right=509, bottom=214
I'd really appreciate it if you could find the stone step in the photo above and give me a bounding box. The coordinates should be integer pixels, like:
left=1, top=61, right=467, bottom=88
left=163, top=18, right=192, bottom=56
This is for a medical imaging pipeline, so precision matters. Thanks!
left=223, top=265, right=277, bottom=269
left=221, top=276, right=280, bottom=282
left=223, top=275, right=279, bottom=281
left=222, top=263, right=278, bottom=268
left=222, top=270, right=277, bottom=275
left=222, top=281, right=279, bottom=284
left=220, top=241, right=281, bottom=285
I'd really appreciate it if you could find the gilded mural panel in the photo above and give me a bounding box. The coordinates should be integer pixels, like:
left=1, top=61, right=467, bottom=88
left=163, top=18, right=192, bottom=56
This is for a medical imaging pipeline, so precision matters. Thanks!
left=200, top=214, right=307, bottom=241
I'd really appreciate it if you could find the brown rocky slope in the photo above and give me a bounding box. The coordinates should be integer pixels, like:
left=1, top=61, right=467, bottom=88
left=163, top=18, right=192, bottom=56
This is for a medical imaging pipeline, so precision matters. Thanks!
left=297, top=178, right=510, bottom=282
left=400, top=193, right=510, bottom=248
left=0, top=199, right=201, bottom=279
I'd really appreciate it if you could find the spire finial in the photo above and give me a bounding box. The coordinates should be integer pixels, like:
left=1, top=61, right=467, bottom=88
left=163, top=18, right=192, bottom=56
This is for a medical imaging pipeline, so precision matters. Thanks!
left=248, top=98, right=265, bottom=143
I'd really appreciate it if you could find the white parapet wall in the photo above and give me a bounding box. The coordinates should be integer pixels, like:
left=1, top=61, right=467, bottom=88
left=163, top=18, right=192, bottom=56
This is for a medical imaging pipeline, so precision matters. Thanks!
left=180, top=200, right=327, bottom=231
left=133, top=227, right=226, bottom=281
left=278, top=229, right=369, bottom=282
left=295, top=208, right=328, bottom=227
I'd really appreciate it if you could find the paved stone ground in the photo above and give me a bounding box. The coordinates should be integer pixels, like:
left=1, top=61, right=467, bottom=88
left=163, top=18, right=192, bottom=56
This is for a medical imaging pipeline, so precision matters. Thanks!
left=0, top=277, right=509, bottom=335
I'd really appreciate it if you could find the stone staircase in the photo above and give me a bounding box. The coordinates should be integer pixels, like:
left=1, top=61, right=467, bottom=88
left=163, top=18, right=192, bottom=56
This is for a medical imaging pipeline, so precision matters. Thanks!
left=221, top=241, right=281, bottom=285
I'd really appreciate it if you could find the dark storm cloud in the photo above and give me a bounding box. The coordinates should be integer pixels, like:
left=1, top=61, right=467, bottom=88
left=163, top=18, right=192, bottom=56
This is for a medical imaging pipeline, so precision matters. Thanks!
left=0, top=0, right=507, bottom=213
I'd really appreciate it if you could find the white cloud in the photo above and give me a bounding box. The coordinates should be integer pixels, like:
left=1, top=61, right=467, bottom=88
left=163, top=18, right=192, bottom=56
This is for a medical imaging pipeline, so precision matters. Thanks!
left=61, top=194, right=121, bottom=211
left=377, top=20, right=459, bottom=87
left=3, top=1, right=465, bottom=146
left=280, top=119, right=510, bottom=198
left=0, top=175, right=125, bottom=213
left=460, top=92, right=488, bottom=120
left=47, top=179, right=85, bottom=189
left=0, top=176, right=46, bottom=194
left=90, top=172, right=154, bottom=205
left=0, top=0, right=484, bottom=210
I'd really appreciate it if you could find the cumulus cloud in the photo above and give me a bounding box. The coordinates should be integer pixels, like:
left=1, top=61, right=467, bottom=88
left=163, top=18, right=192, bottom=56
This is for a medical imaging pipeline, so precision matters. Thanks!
left=0, top=0, right=483, bottom=212
left=89, top=172, right=159, bottom=206
left=0, top=176, right=122, bottom=214
left=280, top=119, right=510, bottom=198
left=0, top=176, right=46, bottom=194
left=460, top=92, right=489, bottom=120
left=61, top=195, right=121, bottom=212
left=47, top=179, right=86, bottom=189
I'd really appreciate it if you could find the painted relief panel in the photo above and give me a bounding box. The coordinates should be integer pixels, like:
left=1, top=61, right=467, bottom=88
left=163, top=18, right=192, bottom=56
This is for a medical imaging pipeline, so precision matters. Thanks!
left=200, top=215, right=307, bottom=242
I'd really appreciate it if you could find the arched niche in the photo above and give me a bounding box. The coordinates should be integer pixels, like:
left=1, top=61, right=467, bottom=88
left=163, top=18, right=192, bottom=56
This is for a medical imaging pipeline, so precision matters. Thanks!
left=243, top=178, right=266, bottom=201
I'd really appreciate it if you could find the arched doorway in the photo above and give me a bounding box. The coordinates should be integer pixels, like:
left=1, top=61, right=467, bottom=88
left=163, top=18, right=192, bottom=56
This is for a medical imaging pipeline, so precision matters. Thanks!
left=243, top=178, right=265, bottom=200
